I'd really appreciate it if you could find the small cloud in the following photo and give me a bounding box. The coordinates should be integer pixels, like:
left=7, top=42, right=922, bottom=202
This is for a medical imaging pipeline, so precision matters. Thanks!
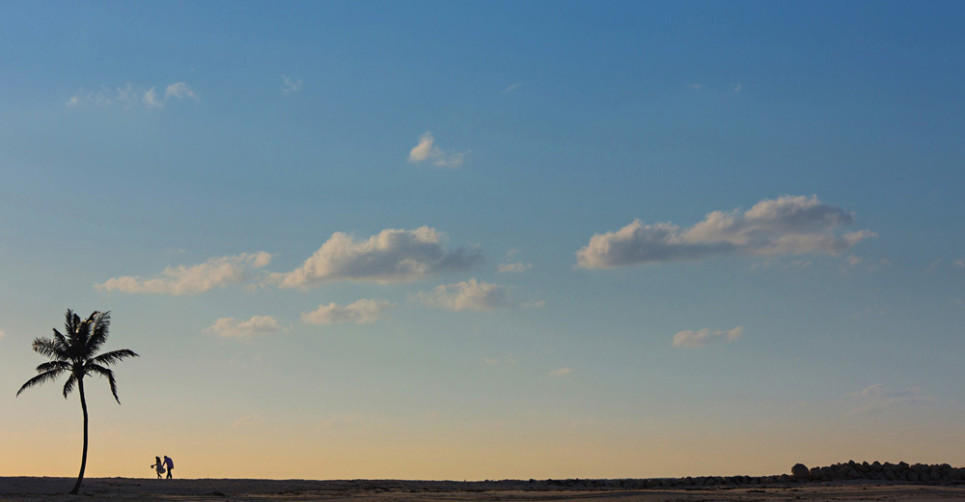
left=577, top=195, right=874, bottom=269
left=522, top=299, right=546, bottom=309
left=483, top=355, right=515, bottom=366
left=498, top=262, right=532, bottom=274
left=205, top=315, right=282, bottom=339
left=925, top=259, right=943, bottom=272
left=97, top=252, right=272, bottom=295
left=301, top=298, right=392, bottom=325
left=272, top=226, right=481, bottom=288
left=0, top=328, right=5, bottom=340
left=954, top=259, right=965, bottom=269
left=407, top=131, right=467, bottom=168
left=731, top=83, right=742, bottom=94
left=846, top=255, right=864, bottom=267
left=844, top=384, right=935, bottom=416
left=417, top=278, right=509, bottom=311
left=165, top=82, right=198, bottom=100
left=689, top=83, right=703, bottom=90
left=504, top=82, right=522, bottom=94
left=68, top=81, right=199, bottom=109
left=281, top=74, right=302, bottom=94
left=672, top=325, right=743, bottom=348
left=68, top=83, right=137, bottom=108
left=549, top=367, right=572, bottom=377
left=143, top=87, right=163, bottom=108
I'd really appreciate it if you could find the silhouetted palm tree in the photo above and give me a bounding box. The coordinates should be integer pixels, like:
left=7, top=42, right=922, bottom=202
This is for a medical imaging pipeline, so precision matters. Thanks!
left=17, top=309, right=138, bottom=494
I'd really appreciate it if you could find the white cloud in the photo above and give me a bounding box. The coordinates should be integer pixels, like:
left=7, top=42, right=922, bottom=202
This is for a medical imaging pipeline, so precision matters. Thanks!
left=143, top=87, right=163, bottom=108
left=845, top=384, right=935, bottom=416
left=67, top=82, right=199, bottom=109
left=0, top=329, right=5, bottom=340
left=97, top=251, right=272, bottom=295
left=281, top=75, right=302, bottom=94
left=273, top=226, right=481, bottom=288
left=498, top=262, right=532, bottom=274
left=577, top=195, right=874, bottom=269
left=417, top=278, right=509, bottom=311
left=407, top=131, right=466, bottom=168
left=165, top=82, right=198, bottom=100
left=205, top=315, right=282, bottom=339
left=504, top=82, right=522, bottom=94
left=846, top=255, right=864, bottom=267
left=672, top=326, right=743, bottom=348
left=732, top=83, right=742, bottom=94
left=301, top=298, right=392, bottom=325
left=549, top=367, right=572, bottom=377
left=68, top=83, right=137, bottom=108
left=483, top=355, right=516, bottom=366
left=954, top=259, right=965, bottom=269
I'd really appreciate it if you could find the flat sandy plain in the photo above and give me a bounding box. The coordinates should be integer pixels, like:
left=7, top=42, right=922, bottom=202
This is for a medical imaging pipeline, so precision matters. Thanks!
left=2, top=478, right=965, bottom=502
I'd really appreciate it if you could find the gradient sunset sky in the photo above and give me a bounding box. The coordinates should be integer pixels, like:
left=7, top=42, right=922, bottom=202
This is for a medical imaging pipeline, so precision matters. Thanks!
left=2, top=0, right=965, bottom=480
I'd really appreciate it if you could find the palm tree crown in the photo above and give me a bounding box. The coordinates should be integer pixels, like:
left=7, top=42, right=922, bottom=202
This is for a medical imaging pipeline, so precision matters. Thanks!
left=18, top=310, right=138, bottom=402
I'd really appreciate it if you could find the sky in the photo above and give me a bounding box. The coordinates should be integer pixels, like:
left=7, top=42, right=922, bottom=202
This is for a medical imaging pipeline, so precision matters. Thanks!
left=2, top=0, right=965, bottom=481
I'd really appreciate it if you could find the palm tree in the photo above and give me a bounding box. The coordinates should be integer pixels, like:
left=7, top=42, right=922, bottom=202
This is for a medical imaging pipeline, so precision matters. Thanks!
left=17, top=309, right=139, bottom=494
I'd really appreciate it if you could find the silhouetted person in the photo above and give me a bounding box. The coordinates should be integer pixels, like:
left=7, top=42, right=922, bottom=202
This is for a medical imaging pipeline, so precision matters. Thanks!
left=151, top=456, right=165, bottom=479
left=163, top=455, right=174, bottom=479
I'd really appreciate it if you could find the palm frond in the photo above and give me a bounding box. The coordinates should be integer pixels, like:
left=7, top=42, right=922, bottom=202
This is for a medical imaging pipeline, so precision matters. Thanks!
left=62, top=374, right=78, bottom=398
left=17, top=369, right=68, bottom=396
left=51, top=329, right=69, bottom=353
left=65, top=310, right=82, bottom=345
left=64, top=309, right=76, bottom=332
left=32, top=338, right=67, bottom=360
left=86, top=364, right=120, bottom=403
left=37, top=361, right=71, bottom=373
left=86, top=311, right=111, bottom=354
left=90, top=349, right=139, bottom=367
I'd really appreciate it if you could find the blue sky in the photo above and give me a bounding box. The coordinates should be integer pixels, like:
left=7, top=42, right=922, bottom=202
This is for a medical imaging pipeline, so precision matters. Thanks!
left=1, top=0, right=964, bottom=479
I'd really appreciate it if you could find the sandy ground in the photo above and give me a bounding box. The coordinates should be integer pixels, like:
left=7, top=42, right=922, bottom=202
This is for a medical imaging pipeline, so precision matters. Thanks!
left=1, top=478, right=964, bottom=502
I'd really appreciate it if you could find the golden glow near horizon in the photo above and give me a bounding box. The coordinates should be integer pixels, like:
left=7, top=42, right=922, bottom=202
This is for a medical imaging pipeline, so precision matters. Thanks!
left=3, top=399, right=963, bottom=479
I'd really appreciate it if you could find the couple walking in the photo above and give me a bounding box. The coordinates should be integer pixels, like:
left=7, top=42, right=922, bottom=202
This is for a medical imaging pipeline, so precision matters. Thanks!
left=151, top=455, right=174, bottom=479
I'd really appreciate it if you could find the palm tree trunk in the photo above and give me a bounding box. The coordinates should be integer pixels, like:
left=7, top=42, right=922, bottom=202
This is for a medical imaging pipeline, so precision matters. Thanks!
left=70, top=378, right=88, bottom=495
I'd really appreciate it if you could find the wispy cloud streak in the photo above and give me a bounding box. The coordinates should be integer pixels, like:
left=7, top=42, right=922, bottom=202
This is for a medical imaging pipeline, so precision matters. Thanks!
left=205, top=315, right=282, bottom=339
left=97, top=252, right=272, bottom=295
left=672, top=326, right=743, bottom=348
left=68, top=81, right=199, bottom=109
left=844, top=384, right=935, bottom=415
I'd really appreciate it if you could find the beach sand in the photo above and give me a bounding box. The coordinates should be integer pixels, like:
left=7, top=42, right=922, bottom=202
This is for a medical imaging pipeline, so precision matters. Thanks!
left=2, top=478, right=964, bottom=502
